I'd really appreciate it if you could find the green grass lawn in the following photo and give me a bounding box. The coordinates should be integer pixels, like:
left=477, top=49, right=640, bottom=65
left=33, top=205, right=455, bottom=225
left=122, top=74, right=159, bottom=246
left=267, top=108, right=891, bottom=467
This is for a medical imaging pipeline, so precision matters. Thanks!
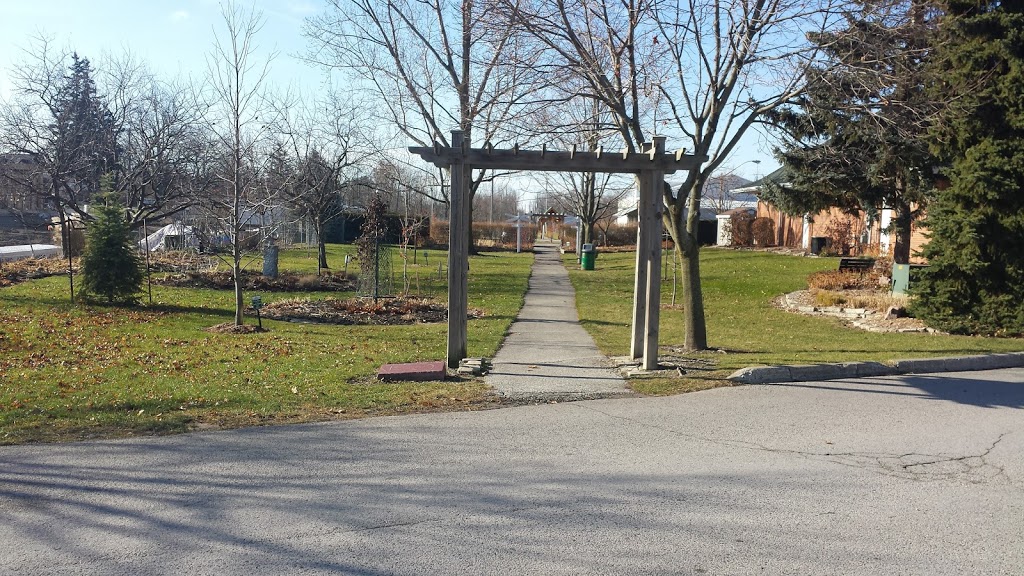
left=566, top=248, right=1024, bottom=394
left=0, top=245, right=532, bottom=444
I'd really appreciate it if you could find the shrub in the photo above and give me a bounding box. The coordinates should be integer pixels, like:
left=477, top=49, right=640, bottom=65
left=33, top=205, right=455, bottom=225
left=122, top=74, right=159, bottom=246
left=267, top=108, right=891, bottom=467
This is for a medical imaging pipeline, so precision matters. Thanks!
left=80, top=186, right=143, bottom=305
left=751, top=217, right=775, bottom=246
left=603, top=224, right=638, bottom=246
left=430, top=220, right=449, bottom=247
left=823, top=216, right=856, bottom=256
left=730, top=211, right=755, bottom=246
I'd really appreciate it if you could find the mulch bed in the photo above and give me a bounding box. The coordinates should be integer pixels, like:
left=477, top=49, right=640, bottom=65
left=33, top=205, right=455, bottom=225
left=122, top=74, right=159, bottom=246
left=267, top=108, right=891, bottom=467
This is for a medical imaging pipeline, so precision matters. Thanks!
left=153, top=270, right=355, bottom=292
left=0, top=257, right=76, bottom=287
left=258, top=296, right=481, bottom=326
left=206, top=323, right=267, bottom=334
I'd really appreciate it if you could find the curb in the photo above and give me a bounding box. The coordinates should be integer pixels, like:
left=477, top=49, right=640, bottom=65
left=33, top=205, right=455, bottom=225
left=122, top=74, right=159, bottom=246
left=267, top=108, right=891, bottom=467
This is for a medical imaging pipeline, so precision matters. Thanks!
left=728, top=352, right=1024, bottom=384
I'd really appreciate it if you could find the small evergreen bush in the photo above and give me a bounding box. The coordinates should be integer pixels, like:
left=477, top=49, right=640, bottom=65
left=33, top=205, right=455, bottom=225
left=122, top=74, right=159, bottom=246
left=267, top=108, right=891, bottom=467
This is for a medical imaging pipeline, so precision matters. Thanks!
left=80, top=179, right=143, bottom=305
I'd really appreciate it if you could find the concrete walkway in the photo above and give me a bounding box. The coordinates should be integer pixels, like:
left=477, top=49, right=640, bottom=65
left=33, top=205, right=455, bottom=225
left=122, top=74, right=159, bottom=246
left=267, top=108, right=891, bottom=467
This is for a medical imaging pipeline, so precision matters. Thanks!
left=485, top=242, right=631, bottom=400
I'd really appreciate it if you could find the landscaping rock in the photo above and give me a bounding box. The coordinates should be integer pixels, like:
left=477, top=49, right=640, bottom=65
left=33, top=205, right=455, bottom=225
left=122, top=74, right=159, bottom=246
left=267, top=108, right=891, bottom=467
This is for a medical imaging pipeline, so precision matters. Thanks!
left=885, top=306, right=908, bottom=319
left=457, top=357, right=492, bottom=376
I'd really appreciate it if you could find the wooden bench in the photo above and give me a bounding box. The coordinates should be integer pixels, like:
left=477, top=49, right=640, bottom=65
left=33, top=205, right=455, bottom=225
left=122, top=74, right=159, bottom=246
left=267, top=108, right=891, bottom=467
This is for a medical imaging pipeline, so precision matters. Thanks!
left=838, top=258, right=875, bottom=273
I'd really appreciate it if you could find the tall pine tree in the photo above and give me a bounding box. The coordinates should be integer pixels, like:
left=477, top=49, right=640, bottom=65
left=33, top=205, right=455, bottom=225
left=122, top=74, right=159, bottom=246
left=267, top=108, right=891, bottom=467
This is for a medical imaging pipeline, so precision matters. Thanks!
left=766, top=1, right=938, bottom=264
left=55, top=54, right=118, bottom=200
left=912, top=1, right=1024, bottom=335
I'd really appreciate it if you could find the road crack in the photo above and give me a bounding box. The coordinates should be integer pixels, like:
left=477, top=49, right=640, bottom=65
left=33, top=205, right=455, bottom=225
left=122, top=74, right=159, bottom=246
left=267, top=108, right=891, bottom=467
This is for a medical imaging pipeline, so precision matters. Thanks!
left=572, top=404, right=1017, bottom=486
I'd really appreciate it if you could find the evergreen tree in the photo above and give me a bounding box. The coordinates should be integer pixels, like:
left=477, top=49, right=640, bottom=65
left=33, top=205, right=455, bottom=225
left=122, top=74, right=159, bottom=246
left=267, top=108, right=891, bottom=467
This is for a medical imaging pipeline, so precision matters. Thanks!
left=80, top=175, right=143, bottom=305
left=766, top=1, right=938, bottom=264
left=912, top=1, right=1024, bottom=335
left=55, top=54, right=118, bottom=199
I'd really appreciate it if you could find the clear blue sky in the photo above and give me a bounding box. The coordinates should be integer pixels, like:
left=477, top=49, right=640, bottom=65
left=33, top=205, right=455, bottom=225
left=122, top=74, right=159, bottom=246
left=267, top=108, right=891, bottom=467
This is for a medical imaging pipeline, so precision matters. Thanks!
left=0, top=0, right=777, bottom=181
left=0, top=0, right=322, bottom=98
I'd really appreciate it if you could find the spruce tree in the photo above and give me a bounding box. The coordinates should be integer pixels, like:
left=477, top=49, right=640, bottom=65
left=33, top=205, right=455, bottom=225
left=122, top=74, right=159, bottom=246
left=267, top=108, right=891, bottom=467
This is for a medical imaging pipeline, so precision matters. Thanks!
left=766, top=1, right=937, bottom=264
left=57, top=54, right=117, bottom=198
left=912, top=2, right=1024, bottom=335
left=80, top=175, right=143, bottom=305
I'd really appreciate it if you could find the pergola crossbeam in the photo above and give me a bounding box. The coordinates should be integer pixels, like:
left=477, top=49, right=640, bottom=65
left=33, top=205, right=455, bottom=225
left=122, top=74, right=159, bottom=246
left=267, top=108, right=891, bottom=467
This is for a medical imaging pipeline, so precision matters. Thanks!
left=408, top=145, right=706, bottom=174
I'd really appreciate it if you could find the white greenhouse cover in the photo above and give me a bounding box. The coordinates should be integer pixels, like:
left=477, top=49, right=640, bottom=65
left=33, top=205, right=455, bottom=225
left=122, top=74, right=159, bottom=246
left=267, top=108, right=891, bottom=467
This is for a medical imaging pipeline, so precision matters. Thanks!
left=0, top=244, right=61, bottom=262
left=139, top=223, right=198, bottom=252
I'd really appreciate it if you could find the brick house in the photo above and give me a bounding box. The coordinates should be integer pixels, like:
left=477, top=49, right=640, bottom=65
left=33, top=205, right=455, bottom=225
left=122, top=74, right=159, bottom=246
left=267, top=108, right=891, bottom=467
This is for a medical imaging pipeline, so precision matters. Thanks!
left=735, top=167, right=928, bottom=262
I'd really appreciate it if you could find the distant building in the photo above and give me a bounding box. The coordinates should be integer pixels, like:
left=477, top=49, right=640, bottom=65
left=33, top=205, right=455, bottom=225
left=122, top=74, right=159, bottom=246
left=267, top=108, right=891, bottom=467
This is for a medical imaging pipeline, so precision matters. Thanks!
left=0, top=153, right=46, bottom=214
left=0, top=154, right=51, bottom=245
left=614, top=174, right=755, bottom=245
left=737, top=167, right=928, bottom=261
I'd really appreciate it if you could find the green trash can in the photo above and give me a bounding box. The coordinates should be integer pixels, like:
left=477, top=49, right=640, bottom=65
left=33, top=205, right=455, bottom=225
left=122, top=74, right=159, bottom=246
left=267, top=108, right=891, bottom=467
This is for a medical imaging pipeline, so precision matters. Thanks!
left=580, top=243, right=596, bottom=270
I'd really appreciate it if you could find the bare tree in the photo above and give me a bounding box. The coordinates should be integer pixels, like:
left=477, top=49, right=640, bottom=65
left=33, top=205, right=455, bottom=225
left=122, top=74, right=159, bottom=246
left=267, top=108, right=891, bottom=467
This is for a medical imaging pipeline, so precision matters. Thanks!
left=503, top=0, right=843, bottom=350
left=203, top=2, right=279, bottom=327
left=535, top=96, right=632, bottom=245
left=303, top=0, right=541, bottom=250
left=104, top=60, right=215, bottom=228
left=276, top=94, right=375, bottom=273
left=702, top=168, right=754, bottom=214
left=0, top=37, right=111, bottom=233
left=0, top=38, right=213, bottom=230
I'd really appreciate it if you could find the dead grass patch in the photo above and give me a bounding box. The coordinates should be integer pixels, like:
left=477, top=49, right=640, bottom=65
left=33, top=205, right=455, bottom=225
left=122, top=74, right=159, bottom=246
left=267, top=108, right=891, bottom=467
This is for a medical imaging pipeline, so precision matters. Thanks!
left=807, top=269, right=882, bottom=291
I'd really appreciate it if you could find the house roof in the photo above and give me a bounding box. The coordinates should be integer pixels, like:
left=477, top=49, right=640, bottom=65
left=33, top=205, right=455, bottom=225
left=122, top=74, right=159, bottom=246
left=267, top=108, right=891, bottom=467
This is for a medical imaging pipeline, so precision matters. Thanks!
left=731, top=167, right=791, bottom=194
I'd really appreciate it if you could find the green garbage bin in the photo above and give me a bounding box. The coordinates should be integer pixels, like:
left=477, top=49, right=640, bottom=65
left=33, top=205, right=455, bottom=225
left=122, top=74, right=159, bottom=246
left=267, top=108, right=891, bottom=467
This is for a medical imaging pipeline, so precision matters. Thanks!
left=580, top=243, right=596, bottom=270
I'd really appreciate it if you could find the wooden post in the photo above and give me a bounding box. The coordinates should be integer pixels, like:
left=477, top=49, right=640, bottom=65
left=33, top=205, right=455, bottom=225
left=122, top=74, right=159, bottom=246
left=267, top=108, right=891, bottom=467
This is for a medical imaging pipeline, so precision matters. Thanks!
left=630, top=172, right=649, bottom=359
left=642, top=137, right=667, bottom=370
left=447, top=130, right=469, bottom=368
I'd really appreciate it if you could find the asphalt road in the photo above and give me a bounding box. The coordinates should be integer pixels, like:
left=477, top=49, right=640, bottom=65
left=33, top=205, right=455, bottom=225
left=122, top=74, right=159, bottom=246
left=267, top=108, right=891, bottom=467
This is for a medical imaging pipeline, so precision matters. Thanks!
left=2, top=368, right=1023, bottom=575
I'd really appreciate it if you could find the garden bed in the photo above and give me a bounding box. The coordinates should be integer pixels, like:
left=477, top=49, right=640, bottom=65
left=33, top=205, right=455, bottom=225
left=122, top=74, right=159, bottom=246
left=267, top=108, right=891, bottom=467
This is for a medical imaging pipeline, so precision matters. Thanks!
left=776, top=289, right=935, bottom=333
left=258, top=296, right=483, bottom=325
left=153, top=270, right=355, bottom=292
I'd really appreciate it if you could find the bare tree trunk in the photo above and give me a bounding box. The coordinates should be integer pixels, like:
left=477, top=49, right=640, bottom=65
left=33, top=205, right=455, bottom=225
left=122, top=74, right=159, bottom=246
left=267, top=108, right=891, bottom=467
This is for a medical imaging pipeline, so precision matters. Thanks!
left=315, top=215, right=329, bottom=272
left=318, top=242, right=329, bottom=272
left=232, top=241, right=244, bottom=326
left=666, top=183, right=708, bottom=351
left=892, top=200, right=913, bottom=265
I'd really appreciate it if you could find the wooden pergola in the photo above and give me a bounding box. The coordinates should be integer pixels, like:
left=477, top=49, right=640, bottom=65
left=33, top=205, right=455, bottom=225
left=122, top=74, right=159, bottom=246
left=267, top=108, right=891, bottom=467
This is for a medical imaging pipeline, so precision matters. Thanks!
left=410, top=130, right=706, bottom=370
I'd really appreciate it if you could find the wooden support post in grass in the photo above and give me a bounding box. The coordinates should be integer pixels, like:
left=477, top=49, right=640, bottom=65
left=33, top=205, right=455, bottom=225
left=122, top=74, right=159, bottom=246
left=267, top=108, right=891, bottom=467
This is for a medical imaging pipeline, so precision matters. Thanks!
left=631, top=137, right=666, bottom=369
left=447, top=130, right=469, bottom=369
left=631, top=181, right=650, bottom=360
left=641, top=137, right=666, bottom=371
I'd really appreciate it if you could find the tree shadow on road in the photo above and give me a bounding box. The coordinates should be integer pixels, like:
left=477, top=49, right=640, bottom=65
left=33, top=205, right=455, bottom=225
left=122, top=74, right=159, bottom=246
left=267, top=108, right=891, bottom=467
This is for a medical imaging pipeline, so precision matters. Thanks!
left=774, top=370, right=1024, bottom=409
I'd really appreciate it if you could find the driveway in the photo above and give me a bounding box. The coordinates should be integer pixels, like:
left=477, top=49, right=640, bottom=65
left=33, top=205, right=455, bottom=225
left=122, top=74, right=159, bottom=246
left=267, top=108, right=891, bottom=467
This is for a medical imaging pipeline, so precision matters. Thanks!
left=2, top=368, right=1022, bottom=575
